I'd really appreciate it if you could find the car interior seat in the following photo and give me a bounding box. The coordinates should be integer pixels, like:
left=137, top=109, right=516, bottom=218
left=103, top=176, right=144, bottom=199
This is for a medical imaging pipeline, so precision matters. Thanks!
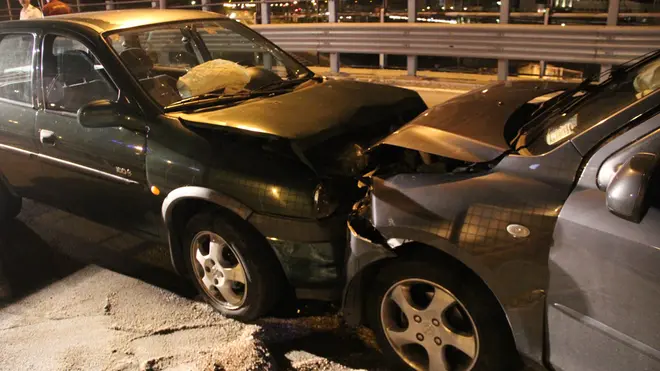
left=46, top=50, right=116, bottom=111
left=121, top=47, right=181, bottom=106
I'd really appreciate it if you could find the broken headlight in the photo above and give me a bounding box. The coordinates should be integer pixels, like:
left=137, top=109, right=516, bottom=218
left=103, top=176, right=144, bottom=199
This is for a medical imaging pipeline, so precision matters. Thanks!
left=336, top=143, right=369, bottom=177
left=314, top=182, right=338, bottom=218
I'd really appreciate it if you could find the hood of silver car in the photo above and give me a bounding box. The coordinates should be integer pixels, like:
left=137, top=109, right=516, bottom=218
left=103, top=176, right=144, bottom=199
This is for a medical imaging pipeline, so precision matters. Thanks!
left=375, top=80, right=574, bottom=163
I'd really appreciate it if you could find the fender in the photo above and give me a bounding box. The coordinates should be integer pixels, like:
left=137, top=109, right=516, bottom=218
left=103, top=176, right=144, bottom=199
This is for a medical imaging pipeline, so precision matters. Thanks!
left=378, top=226, right=505, bottom=297
left=161, top=186, right=253, bottom=274
left=342, top=224, right=511, bottom=326
left=343, top=224, right=534, bottom=357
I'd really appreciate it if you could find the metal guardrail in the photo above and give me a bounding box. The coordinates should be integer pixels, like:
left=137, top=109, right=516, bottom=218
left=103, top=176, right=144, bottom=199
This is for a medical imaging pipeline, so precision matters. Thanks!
left=1, top=2, right=658, bottom=80
left=252, top=23, right=660, bottom=67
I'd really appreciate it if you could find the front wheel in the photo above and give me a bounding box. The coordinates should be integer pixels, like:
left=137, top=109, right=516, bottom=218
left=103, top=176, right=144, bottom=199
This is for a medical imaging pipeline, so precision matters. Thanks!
left=183, top=211, right=286, bottom=321
left=367, top=258, right=517, bottom=371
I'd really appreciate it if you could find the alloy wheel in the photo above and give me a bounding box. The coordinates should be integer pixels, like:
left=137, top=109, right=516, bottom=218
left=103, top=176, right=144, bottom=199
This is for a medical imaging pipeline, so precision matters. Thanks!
left=380, top=278, right=479, bottom=371
left=190, top=231, right=248, bottom=309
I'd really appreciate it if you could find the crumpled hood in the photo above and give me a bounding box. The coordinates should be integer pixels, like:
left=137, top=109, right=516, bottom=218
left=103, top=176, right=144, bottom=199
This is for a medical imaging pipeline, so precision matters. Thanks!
left=171, top=80, right=426, bottom=150
left=376, top=80, right=574, bottom=163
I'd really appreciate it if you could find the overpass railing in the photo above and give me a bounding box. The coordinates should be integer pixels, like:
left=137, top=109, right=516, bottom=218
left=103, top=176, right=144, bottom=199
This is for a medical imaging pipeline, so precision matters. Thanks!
left=252, top=22, right=660, bottom=79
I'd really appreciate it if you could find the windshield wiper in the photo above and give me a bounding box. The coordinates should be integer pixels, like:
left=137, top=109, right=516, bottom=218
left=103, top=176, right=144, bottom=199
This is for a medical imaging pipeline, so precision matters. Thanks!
left=164, top=93, right=253, bottom=111
left=510, top=49, right=660, bottom=150
left=509, top=77, right=595, bottom=148
left=164, top=89, right=294, bottom=112
left=251, top=76, right=315, bottom=92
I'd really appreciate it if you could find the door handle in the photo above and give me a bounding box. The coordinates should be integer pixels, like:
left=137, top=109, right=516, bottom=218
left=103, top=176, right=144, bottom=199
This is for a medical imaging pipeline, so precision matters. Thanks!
left=39, top=129, right=57, bottom=146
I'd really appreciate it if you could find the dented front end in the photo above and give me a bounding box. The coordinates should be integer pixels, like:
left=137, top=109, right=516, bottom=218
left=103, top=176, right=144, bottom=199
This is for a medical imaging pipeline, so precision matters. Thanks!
left=341, top=81, right=586, bottom=364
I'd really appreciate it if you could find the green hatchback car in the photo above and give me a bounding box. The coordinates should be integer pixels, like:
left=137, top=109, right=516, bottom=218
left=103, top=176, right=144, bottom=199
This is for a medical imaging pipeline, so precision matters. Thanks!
left=0, top=10, right=426, bottom=320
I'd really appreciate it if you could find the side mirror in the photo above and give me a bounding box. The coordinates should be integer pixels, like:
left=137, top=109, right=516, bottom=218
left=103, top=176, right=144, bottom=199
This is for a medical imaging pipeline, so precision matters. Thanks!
left=77, top=100, right=143, bottom=131
left=606, top=152, right=658, bottom=223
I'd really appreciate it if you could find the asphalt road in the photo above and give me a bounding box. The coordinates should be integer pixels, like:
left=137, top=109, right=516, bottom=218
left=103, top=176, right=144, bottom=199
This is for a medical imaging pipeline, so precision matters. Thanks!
left=0, top=86, right=466, bottom=371
left=0, top=200, right=387, bottom=371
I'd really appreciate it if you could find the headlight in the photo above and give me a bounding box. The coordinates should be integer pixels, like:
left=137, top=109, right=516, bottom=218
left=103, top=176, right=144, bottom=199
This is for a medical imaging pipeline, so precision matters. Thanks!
left=314, top=182, right=338, bottom=218
left=336, top=143, right=369, bottom=176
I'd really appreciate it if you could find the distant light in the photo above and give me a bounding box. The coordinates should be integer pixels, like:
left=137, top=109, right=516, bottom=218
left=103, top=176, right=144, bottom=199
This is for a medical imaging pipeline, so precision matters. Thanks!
left=496, top=18, right=500, bottom=23
left=561, top=22, right=566, bottom=26
left=496, top=1, right=501, bottom=4
left=426, top=5, right=430, bottom=9
left=450, top=5, right=454, bottom=9
left=270, top=187, right=280, bottom=199
left=190, top=0, right=196, bottom=4
left=229, top=12, right=237, bottom=18
left=463, top=6, right=467, bottom=10
left=482, top=89, right=488, bottom=93
left=150, top=186, right=160, bottom=196
left=441, top=6, right=445, bottom=9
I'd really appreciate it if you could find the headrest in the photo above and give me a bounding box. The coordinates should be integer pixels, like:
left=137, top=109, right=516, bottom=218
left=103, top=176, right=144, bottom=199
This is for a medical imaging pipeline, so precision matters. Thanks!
left=119, top=48, right=153, bottom=79
left=56, top=50, right=97, bottom=85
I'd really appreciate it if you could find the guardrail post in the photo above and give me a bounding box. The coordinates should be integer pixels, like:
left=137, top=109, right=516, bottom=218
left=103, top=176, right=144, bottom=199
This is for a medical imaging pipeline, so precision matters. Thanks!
left=539, top=7, right=550, bottom=78
left=497, top=0, right=510, bottom=81
left=379, top=4, right=387, bottom=69
left=328, top=0, right=339, bottom=74
left=5, top=0, right=12, bottom=19
left=260, top=1, right=270, bottom=24
left=261, top=1, right=273, bottom=70
left=406, top=0, right=417, bottom=76
left=600, top=0, right=620, bottom=82
left=105, top=0, right=114, bottom=10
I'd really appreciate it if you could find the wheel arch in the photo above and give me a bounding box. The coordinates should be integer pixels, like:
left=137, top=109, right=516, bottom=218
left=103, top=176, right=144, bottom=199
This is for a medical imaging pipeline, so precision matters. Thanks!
left=344, top=227, right=517, bottom=352
left=161, top=186, right=254, bottom=275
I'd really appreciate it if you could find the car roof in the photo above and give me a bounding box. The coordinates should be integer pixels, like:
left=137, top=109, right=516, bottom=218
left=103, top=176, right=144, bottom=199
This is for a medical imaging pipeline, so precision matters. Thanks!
left=0, top=9, right=227, bottom=34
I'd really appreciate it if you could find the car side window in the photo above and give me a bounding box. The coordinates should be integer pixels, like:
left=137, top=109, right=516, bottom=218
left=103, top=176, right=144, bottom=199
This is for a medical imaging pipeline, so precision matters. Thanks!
left=43, top=35, right=118, bottom=113
left=0, top=34, right=34, bottom=104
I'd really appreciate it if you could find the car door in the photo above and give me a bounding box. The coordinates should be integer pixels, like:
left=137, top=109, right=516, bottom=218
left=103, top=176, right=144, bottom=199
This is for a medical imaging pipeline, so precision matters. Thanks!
left=547, top=109, right=660, bottom=371
left=0, top=32, right=43, bottom=198
left=33, top=32, right=162, bottom=238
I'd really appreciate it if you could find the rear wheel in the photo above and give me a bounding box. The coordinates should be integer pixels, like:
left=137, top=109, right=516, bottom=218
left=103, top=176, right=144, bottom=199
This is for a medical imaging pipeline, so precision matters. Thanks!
left=367, top=258, right=516, bottom=371
left=183, top=211, right=286, bottom=321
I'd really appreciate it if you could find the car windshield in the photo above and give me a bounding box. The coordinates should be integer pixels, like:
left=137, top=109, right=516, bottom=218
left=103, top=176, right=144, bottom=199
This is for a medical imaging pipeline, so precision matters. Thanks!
left=519, top=52, right=660, bottom=154
left=105, top=20, right=312, bottom=109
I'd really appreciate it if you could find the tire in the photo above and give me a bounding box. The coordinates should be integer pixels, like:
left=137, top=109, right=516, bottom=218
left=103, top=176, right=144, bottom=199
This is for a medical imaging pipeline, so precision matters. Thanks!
left=182, top=210, right=286, bottom=321
left=0, top=181, right=21, bottom=222
left=366, top=258, right=517, bottom=371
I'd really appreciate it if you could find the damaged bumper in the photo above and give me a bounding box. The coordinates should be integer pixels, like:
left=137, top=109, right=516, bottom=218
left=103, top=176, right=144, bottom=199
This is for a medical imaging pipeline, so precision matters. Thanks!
left=249, top=211, right=348, bottom=301
left=342, top=213, right=396, bottom=326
